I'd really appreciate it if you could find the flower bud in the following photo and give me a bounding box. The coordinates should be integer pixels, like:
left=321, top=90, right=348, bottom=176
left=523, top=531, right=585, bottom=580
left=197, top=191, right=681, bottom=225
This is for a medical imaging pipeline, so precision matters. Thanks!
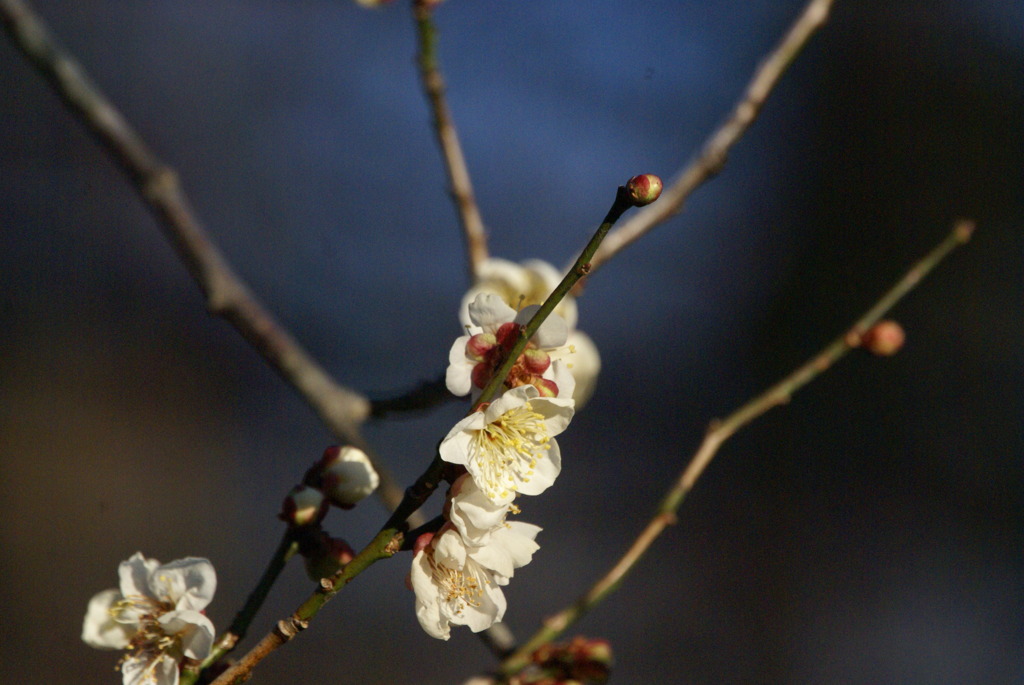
left=625, top=174, right=663, bottom=206
left=466, top=332, right=497, bottom=361
left=530, top=636, right=613, bottom=683
left=301, top=531, right=355, bottom=580
left=522, top=348, right=551, bottom=374
left=413, top=531, right=436, bottom=556
left=569, top=637, right=613, bottom=680
left=278, top=485, right=328, bottom=527
left=318, top=445, right=380, bottom=509
left=861, top=320, right=905, bottom=356
left=529, top=376, right=559, bottom=398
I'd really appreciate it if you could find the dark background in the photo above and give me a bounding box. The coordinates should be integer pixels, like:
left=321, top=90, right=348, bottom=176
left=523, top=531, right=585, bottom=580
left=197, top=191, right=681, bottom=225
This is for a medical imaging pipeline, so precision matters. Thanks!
left=2, top=1, right=1021, bottom=683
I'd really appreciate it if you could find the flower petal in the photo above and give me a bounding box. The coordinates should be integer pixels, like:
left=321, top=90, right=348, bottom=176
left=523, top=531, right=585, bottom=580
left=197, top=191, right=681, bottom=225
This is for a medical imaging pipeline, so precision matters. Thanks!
left=458, top=580, right=506, bottom=633
left=514, top=306, right=568, bottom=349
left=535, top=396, right=575, bottom=437
left=546, top=359, right=577, bottom=401
left=322, top=447, right=380, bottom=507
left=445, top=335, right=475, bottom=396
left=121, top=653, right=180, bottom=685
left=483, top=384, right=535, bottom=421
left=561, top=329, right=601, bottom=408
left=410, top=550, right=451, bottom=640
left=149, top=557, right=216, bottom=612
left=467, top=293, right=517, bottom=330
left=515, top=438, right=561, bottom=497
left=158, top=610, right=215, bottom=660
left=119, top=552, right=160, bottom=601
left=520, top=259, right=578, bottom=330
left=448, top=476, right=511, bottom=545
left=439, top=409, right=487, bottom=467
left=469, top=522, right=541, bottom=579
left=81, top=588, right=134, bottom=649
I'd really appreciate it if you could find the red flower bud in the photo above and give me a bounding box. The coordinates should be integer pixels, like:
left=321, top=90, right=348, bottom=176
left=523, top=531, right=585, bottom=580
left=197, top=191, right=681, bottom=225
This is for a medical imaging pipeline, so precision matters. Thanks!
left=861, top=320, right=905, bottom=356
left=466, top=332, right=497, bottom=361
left=625, top=174, right=663, bottom=206
left=302, top=531, right=355, bottom=580
left=413, top=531, right=436, bottom=556
left=496, top=322, right=523, bottom=351
left=522, top=348, right=551, bottom=374
left=530, top=377, right=559, bottom=397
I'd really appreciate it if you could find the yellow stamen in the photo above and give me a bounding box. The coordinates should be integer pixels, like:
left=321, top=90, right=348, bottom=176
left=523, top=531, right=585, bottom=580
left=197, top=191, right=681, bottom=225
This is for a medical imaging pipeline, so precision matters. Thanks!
left=470, top=401, right=550, bottom=500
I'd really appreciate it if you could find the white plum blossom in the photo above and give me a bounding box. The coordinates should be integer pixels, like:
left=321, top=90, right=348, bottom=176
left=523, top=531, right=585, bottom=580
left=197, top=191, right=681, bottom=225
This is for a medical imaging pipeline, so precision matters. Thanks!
left=447, top=292, right=576, bottom=401
left=459, top=258, right=578, bottom=332
left=82, top=553, right=217, bottom=685
left=410, top=522, right=541, bottom=640
left=440, top=385, right=574, bottom=505
left=410, top=528, right=506, bottom=640
left=458, top=258, right=601, bottom=407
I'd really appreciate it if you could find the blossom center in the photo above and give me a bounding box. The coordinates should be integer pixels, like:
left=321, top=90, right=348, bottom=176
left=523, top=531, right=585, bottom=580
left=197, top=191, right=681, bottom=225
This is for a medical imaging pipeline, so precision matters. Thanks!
left=470, top=402, right=550, bottom=500
left=433, top=561, right=484, bottom=617
left=110, top=594, right=183, bottom=679
left=111, top=594, right=170, bottom=624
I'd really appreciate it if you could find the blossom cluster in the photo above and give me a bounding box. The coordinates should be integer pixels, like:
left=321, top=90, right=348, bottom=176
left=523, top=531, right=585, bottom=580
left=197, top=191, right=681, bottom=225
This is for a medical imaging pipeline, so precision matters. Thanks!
left=410, top=259, right=598, bottom=639
left=284, top=444, right=380, bottom=579
left=82, top=449, right=380, bottom=684
left=82, top=553, right=217, bottom=685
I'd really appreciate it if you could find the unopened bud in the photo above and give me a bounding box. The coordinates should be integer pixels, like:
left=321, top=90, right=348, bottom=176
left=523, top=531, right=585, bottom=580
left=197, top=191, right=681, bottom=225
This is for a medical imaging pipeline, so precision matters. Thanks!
left=318, top=445, right=380, bottom=509
left=279, top=485, right=328, bottom=527
left=625, top=174, right=663, bottom=206
left=413, top=531, right=436, bottom=556
left=302, top=532, right=355, bottom=580
left=570, top=637, right=613, bottom=680
left=522, top=348, right=551, bottom=374
left=862, top=320, right=905, bottom=356
left=530, top=377, right=559, bottom=397
left=466, top=332, right=497, bottom=361
left=531, top=636, right=613, bottom=683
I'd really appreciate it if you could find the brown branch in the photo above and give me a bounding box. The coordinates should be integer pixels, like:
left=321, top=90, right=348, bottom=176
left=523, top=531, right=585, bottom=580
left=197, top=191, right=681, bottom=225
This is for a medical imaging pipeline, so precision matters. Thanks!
left=584, top=0, right=835, bottom=278
left=413, top=0, right=489, bottom=280
left=0, top=0, right=421, bottom=513
left=496, top=220, right=975, bottom=679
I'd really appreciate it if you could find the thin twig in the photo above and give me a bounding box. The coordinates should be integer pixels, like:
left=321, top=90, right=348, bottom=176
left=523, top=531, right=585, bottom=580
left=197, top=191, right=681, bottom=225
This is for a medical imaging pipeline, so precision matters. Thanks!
left=369, top=374, right=455, bottom=418
left=0, top=0, right=417, bottom=513
left=413, top=0, right=489, bottom=279
left=496, top=221, right=975, bottom=679
left=583, top=0, right=834, bottom=279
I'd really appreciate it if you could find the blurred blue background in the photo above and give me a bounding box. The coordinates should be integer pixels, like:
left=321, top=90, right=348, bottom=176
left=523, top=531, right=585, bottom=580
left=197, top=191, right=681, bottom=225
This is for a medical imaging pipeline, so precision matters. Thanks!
left=1, top=0, right=1022, bottom=683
